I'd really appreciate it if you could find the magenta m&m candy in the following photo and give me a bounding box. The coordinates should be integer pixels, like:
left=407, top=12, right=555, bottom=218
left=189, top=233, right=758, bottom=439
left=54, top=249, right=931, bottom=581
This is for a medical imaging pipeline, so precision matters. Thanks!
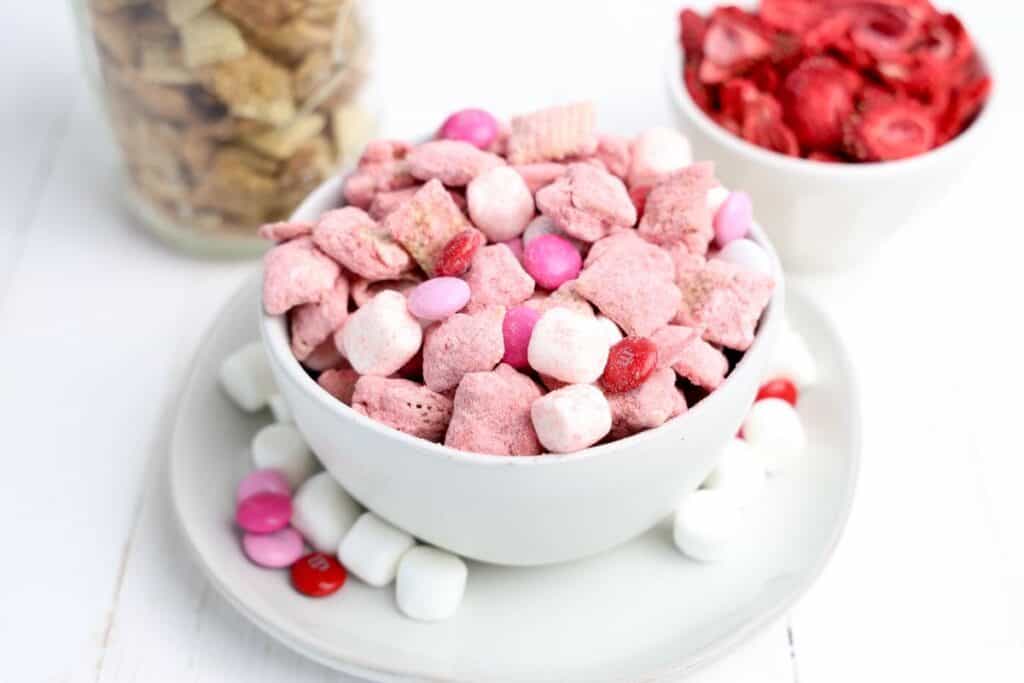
left=236, top=491, right=292, bottom=533
left=439, top=108, right=499, bottom=150
left=523, top=234, right=582, bottom=291
left=501, top=305, right=542, bottom=369
left=291, top=552, right=348, bottom=597
left=242, top=527, right=304, bottom=568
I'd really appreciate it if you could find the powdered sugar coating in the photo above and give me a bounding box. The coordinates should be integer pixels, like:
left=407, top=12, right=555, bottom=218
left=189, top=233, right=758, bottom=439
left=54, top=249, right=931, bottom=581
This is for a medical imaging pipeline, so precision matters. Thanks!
left=352, top=376, right=453, bottom=442
left=535, top=163, right=637, bottom=242
left=445, top=364, right=543, bottom=455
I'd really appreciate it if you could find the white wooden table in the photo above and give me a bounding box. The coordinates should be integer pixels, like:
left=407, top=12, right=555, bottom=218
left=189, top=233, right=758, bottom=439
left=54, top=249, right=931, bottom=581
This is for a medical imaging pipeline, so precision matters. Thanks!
left=1, top=2, right=1022, bottom=681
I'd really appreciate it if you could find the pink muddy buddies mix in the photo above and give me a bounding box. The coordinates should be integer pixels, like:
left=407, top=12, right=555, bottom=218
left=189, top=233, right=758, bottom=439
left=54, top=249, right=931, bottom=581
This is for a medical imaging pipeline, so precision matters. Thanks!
left=262, top=103, right=776, bottom=455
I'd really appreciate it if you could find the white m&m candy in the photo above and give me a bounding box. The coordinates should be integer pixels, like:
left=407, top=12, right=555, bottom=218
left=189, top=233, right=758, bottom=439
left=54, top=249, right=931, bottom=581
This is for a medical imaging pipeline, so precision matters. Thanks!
left=291, top=472, right=362, bottom=554
left=252, top=423, right=319, bottom=488
left=742, top=398, right=807, bottom=474
left=673, top=489, right=742, bottom=563
left=396, top=546, right=468, bottom=622
left=219, top=342, right=276, bottom=412
left=338, top=512, right=416, bottom=587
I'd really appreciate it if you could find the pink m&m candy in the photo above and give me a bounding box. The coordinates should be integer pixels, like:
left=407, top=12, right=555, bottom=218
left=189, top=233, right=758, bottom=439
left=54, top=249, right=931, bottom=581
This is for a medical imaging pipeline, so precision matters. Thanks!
left=523, top=234, right=582, bottom=291
left=236, top=468, right=291, bottom=503
left=236, top=491, right=292, bottom=533
left=407, top=277, right=471, bottom=321
left=501, top=306, right=541, bottom=369
left=717, top=238, right=772, bottom=276
left=243, top=527, right=304, bottom=568
left=713, top=191, right=753, bottom=248
left=439, top=108, right=499, bottom=150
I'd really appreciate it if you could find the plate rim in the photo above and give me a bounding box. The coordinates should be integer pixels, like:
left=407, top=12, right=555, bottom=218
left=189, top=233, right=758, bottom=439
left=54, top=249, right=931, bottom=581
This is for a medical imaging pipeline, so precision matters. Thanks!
left=169, top=274, right=861, bottom=683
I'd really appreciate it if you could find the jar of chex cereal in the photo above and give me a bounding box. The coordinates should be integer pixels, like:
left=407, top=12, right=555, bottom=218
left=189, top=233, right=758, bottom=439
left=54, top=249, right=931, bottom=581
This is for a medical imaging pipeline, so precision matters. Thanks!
left=74, top=0, right=375, bottom=257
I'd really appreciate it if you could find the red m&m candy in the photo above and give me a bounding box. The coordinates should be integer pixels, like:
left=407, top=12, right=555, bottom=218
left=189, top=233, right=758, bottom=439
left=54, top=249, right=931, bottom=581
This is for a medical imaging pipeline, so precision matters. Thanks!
left=291, top=552, right=347, bottom=598
left=756, top=378, right=798, bottom=406
left=601, top=337, right=659, bottom=394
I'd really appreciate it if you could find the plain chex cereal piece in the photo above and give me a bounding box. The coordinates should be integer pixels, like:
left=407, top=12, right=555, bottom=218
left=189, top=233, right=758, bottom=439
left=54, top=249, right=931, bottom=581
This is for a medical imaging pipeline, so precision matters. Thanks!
left=289, top=276, right=350, bottom=361
left=742, top=398, right=806, bottom=474
left=531, top=384, right=612, bottom=454
left=251, top=423, right=319, bottom=489
left=535, top=163, right=637, bottom=243
left=406, top=140, right=506, bottom=187
left=507, top=102, right=599, bottom=164
left=422, top=306, right=506, bottom=393
left=462, top=244, right=535, bottom=313
left=527, top=308, right=610, bottom=385
left=383, top=179, right=473, bottom=276
left=262, top=237, right=339, bottom=316
left=702, top=438, right=766, bottom=508
left=444, top=364, right=543, bottom=456
left=339, top=290, right=423, bottom=377
left=605, top=368, right=686, bottom=438
left=674, top=257, right=774, bottom=352
left=396, top=546, right=468, bottom=622
left=312, top=207, right=413, bottom=282
left=638, top=162, right=717, bottom=255
left=291, top=472, right=363, bottom=554
left=673, top=489, right=741, bottom=563
left=337, top=513, right=416, bottom=587
left=351, top=376, right=454, bottom=442
left=219, top=342, right=276, bottom=412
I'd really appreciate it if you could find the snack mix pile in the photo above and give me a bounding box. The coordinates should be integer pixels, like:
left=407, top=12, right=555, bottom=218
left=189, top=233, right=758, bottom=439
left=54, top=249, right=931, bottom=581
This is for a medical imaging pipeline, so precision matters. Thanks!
left=260, top=102, right=777, bottom=456
left=680, top=0, right=992, bottom=161
left=86, top=0, right=371, bottom=234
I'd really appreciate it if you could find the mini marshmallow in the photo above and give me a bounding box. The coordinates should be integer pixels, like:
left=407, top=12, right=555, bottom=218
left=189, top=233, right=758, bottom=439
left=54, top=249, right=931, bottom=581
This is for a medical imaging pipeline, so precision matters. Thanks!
left=251, top=423, right=319, bottom=488
left=395, top=546, right=468, bottom=622
left=594, top=315, right=624, bottom=348
left=467, top=165, right=535, bottom=242
left=339, top=290, right=423, bottom=376
left=702, top=438, right=766, bottom=507
left=673, top=489, right=742, bottom=563
left=219, top=342, right=276, bottom=412
left=337, top=512, right=416, bottom=587
left=628, top=126, right=693, bottom=188
left=291, top=472, right=363, bottom=553
left=762, top=323, right=818, bottom=388
left=528, top=308, right=610, bottom=384
left=530, top=384, right=612, bottom=453
left=268, top=394, right=293, bottom=423
left=742, top=398, right=807, bottom=473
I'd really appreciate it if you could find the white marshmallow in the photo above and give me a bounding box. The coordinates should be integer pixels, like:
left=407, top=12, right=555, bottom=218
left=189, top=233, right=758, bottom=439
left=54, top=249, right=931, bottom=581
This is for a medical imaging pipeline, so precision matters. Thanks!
left=706, top=185, right=730, bottom=215
left=717, top=238, right=773, bottom=277
left=594, top=315, right=624, bottom=348
left=251, top=423, right=319, bottom=488
left=628, top=127, right=693, bottom=188
left=268, top=394, right=292, bottom=423
left=531, top=384, right=612, bottom=454
left=522, top=215, right=584, bottom=251
left=528, top=308, right=610, bottom=384
left=742, top=398, right=807, bottom=474
left=467, top=166, right=535, bottom=242
left=762, top=323, right=818, bottom=388
left=219, top=342, right=276, bottom=412
left=337, top=512, right=416, bottom=587
left=673, top=489, right=742, bottom=562
left=395, top=546, right=468, bottom=622
left=340, top=290, right=422, bottom=377
left=702, top=438, right=766, bottom=507
left=291, top=472, right=362, bottom=553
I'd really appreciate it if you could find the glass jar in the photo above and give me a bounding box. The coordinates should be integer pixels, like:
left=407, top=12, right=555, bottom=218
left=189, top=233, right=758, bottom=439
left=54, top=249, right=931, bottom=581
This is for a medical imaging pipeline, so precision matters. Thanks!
left=74, top=0, right=374, bottom=257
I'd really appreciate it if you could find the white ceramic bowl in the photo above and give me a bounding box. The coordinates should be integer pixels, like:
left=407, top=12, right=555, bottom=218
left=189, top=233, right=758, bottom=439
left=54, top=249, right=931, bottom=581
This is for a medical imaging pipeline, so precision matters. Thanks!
left=261, top=175, right=785, bottom=566
left=665, top=41, right=994, bottom=272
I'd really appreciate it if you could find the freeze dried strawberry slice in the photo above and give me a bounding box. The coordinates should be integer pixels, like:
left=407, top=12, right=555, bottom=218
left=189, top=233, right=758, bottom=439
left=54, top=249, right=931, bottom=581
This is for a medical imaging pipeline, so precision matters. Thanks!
left=742, top=96, right=799, bottom=157
left=807, top=151, right=843, bottom=162
left=845, top=99, right=936, bottom=161
left=720, top=78, right=761, bottom=123
left=759, top=0, right=827, bottom=34
left=749, top=61, right=781, bottom=93
left=849, top=5, right=924, bottom=60
left=781, top=57, right=859, bottom=151
left=684, top=63, right=712, bottom=111
left=679, top=9, right=707, bottom=61
left=701, top=7, right=773, bottom=82
left=937, top=75, right=991, bottom=143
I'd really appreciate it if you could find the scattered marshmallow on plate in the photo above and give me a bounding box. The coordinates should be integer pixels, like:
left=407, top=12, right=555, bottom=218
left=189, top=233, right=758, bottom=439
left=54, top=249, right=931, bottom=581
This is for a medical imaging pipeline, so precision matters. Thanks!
left=252, top=423, right=319, bottom=488
left=337, top=512, right=416, bottom=588
left=673, top=489, right=742, bottom=563
left=220, top=342, right=276, bottom=412
left=396, top=546, right=468, bottom=622
left=268, top=394, right=293, bottom=423
left=701, top=438, right=766, bottom=507
left=291, top=472, right=363, bottom=554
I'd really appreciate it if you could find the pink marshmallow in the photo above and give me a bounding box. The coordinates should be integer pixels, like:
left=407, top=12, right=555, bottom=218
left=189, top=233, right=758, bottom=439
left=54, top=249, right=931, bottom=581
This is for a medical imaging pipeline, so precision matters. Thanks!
left=466, top=166, right=535, bottom=242
left=527, top=308, right=609, bottom=384
left=422, top=305, right=506, bottom=393
left=338, top=290, right=423, bottom=376
left=263, top=237, right=340, bottom=316
left=351, top=376, right=454, bottom=442
left=445, top=364, right=543, bottom=455
left=530, top=384, right=612, bottom=453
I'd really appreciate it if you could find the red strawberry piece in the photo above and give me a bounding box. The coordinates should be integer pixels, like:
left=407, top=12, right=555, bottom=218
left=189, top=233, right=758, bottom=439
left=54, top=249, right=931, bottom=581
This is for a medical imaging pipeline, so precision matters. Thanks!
left=759, top=0, right=827, bottom=34
left=937, top=74, right=991, bottom=143
left=701, top=7, right=773, bottom=82
left=781, top=57, right=859, bottom=151
left=749, top=61, right=781, bottom=93
left=849, top=5, right=923, bottom=60
left=844, top=99, right=936, bottom=161
left=679, top=9, right=707, bottom=61
left=435, top=229, right=485, bottom=277
left=712, top=111, right=743, bottom=137
left=684, top=63, right=712, bottom=111
left=807, top=150, right=843, bottom=162
left=800, top=9, right=857, bottom=53
left=601, top=337, right=659, bottom=394
left=720, top=78, right=761, bottom=122
left=756, top=378, right=799, bottom=406
left=629, top=185, right=652, bottom=220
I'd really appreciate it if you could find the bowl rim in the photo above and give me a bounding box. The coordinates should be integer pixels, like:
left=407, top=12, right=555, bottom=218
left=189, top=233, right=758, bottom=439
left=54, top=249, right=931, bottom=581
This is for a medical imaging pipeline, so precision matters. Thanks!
left=664, top=37, right=995, bottom=178
left=261, top=174, right=785, bottom=468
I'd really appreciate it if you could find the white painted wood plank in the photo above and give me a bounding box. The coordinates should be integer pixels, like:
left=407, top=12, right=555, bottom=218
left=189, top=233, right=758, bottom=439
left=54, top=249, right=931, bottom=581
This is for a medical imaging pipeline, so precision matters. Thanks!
left=0, top=91, right=251, bottom=682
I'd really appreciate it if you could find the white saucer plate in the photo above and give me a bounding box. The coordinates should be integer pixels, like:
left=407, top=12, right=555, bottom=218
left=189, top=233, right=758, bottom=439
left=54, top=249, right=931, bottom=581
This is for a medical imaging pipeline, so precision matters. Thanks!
left=170, top=275, right=859, bottom=682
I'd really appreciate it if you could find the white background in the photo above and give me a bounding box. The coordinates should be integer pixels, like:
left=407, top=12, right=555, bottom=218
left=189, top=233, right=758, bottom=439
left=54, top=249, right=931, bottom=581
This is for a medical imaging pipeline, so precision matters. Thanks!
left=1, top=1, right=1023, bottom=681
